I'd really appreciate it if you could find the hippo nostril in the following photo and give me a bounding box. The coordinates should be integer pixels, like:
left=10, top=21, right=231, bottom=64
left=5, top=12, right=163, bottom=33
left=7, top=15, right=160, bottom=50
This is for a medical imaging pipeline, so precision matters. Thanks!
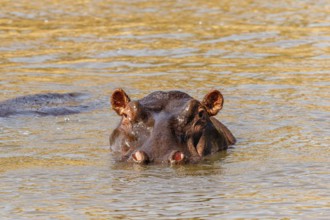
left=169, top=150, right=185, bottom=165
left=132, top=150, right=149, bottom=164
left=174, top=152, right=184, bottom=161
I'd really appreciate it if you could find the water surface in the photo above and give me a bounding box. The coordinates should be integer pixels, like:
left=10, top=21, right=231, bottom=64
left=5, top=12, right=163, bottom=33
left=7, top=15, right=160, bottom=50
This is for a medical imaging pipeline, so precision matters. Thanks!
left=0, top=0, right=329, bottom=219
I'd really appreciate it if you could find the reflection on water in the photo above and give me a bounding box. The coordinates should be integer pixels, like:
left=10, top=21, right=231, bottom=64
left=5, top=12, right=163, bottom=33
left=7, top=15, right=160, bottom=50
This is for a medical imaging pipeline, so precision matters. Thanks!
left=0, top=0, right=329, bottom=218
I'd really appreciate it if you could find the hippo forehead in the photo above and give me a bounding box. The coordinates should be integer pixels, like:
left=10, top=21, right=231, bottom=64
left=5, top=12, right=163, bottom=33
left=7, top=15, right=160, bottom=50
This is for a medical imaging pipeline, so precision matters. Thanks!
left=138, top=91, right=194, bottom=113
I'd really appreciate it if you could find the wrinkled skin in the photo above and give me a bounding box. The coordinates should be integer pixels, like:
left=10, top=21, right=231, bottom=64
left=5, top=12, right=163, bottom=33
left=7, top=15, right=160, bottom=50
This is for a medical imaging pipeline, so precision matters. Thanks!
left=110, top=89, right=236, bottom=164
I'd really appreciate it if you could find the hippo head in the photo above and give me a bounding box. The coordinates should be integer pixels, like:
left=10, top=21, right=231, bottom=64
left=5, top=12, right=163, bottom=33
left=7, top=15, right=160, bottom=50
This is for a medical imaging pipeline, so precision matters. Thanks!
left=109, top=89, right=235, bottom=164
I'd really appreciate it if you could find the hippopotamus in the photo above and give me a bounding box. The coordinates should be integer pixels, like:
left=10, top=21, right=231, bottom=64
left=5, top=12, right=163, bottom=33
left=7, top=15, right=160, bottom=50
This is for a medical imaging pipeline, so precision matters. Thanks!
left=0, top=93, right=91, bottom=117
left=109, top=89, right=236, bottom=164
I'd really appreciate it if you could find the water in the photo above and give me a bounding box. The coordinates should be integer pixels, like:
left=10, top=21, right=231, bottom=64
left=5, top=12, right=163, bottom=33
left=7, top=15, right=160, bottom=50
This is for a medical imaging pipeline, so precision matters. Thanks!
left=0, top=0, right=329, bottom=219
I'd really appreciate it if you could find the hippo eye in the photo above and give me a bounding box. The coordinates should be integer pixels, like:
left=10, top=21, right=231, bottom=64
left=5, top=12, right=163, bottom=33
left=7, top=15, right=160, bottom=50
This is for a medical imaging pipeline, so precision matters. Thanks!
left=198, top=110, right=205, bottom=118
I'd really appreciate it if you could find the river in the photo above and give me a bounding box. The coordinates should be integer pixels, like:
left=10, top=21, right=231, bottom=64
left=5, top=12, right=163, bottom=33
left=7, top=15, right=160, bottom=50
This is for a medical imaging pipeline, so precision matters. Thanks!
left=0, top=0, right=329, bottom=219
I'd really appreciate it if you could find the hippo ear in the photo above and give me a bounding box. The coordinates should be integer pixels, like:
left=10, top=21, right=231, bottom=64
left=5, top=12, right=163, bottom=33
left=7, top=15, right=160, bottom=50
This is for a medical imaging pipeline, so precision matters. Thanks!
left=202, top=90, right=224, bottom=116
left=111, top=88, right=131, bottom=116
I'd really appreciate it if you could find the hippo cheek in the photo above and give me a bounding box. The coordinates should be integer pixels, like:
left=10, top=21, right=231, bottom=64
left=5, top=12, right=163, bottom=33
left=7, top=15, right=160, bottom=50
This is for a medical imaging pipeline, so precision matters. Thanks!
left=196, top=134, right=208, bottom=156
left=187, top=131, right=207, bottom=158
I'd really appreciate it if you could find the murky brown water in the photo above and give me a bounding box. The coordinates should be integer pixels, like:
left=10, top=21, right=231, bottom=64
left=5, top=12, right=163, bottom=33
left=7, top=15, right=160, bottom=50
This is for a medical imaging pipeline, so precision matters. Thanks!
left=1, top=0, right=329, bottom=219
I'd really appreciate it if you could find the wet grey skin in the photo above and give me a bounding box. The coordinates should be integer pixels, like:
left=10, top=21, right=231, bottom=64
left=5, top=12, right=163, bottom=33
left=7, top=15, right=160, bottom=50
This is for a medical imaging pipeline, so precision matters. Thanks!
left=0, top=93, right=91, bottom=117
left=109, top=89, right=236, bottom=165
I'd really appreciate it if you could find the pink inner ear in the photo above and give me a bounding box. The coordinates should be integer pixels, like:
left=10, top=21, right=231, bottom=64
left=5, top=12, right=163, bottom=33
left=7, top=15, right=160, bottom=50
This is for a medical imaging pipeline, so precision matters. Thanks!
left=112, top=91, right=125, bottom=107
left=111, top=89, right=131, bottom=115
left=210, top=92, right=220, bottom=103
left=203, top=90, right=223, bottom=116
left=209, top=91, right=223, bottom=106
